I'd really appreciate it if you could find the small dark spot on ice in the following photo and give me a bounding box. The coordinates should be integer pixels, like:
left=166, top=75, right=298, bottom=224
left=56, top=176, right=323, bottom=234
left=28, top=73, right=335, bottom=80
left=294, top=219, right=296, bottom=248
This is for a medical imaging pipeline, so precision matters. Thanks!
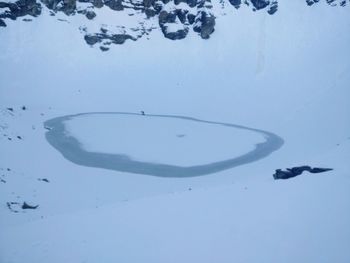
left=7, top=168, right=11, bottom=171
left=7, top=202, right=20, bottom=213
left=38, top=178, right=50, bottom=183
left=1, top=179, right=6, bottom=183
left=188, top=187, right=192, bottom=191
left=17, top=136, right=22, bottom=140
left=6, top=108, right=13, bottom=112
left=22, top=202, right=39, bottom=210
left=44, top=126, right=52, bottom=130
left=21, top=106, right=26, bottom=110
left=8, top=137, right=12, bottom=141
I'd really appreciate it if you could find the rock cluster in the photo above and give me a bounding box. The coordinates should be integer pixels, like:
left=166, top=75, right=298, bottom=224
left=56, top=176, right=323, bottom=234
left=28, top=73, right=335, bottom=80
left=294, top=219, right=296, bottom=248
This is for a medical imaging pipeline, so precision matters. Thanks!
left=273, top=166, right=333, bottom=180
left=0, top=0, right=349, bottom=47
left=0, top=0, right=41, bottom=27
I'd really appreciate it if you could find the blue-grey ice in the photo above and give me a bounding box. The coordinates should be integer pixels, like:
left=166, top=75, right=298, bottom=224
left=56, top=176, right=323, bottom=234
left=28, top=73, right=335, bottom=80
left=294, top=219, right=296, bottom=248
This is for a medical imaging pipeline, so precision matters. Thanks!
left=44, top=112, right=284, bottom=177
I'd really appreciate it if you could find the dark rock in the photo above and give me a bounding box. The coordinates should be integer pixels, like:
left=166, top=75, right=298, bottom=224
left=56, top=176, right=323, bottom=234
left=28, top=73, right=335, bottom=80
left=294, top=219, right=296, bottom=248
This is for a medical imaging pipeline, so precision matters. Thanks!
left=306, top=0, right=320, bottom=6
left=38, top=178, right=50, bottom=182
left=22, top=202, right=39, bottom=209
left=186, top=0, right=197, bottom=7
left=104, top=0, right=123, bottom=11
left=85, top=10, right=96, bottom=19
left=84, top=32, right=135, bottom=46
left=145, top=7, right=157, bottom=18
left=193, top=10, right=215, bottom=39
left=250, top=0, right=270, bottom=10
left=175, top=9, right=188, bottom=24
left=187, top=13, right=195, bottom=24
left=159, top=10, right=176, bottom=24
left=162, top=26, right=189, bottom=40
left=3, top=0, right=42, bottom=18
left=267, top=1, right=277, bottom=14
left=273, top=166, right=333, bottom=180
left=61, top=0, right=77, bottom=15
left=100, top=45, right=109, bottom=51
left=229, top=0, right=241, bottom=8
left=309, top=167, right=333, bottom=173
left=84, top=34, right=101, bottom=45
left=110, top=33, right=133, bottom=44
left=0, top=18, right=6, bottom=27
left=92, top=0, right=103, bottom=8
left=41, top=0, right=75, bottom=15
left=143, top=0, right=155, bottom=8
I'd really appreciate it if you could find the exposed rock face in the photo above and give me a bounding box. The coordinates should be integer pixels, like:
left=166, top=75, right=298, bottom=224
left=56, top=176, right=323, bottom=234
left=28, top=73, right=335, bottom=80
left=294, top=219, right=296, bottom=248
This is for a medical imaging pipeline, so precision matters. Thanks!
left=85, top=9, right=95, bottom=19
left=0, top=0, right=41, bottom=20
left=84, top=29, right=136, bottom=46
left=0, top=0, right=349, bottom=50
left=193, top=9, right=215, bottom=39
left=0, top=18, right=6, bottom=26
left=307, top=0, right=348, bottom=5
left=40, top=0, right=76, bottom=15
left=250, top=0, right=270, bottom=10
left=227, top=0, right=278, bottom=14
left=159, top=10, right=189, bottom=40
left=229, top=0, right=241, bottom=9
left=273, top=166, right=333, bottom=180
left=104, top=0, right=123, bottom=11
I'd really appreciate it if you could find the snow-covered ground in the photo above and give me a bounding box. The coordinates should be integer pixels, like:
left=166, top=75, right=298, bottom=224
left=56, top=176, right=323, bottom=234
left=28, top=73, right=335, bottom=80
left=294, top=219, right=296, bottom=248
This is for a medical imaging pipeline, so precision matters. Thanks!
left=0, top=0, right=350, bottom=262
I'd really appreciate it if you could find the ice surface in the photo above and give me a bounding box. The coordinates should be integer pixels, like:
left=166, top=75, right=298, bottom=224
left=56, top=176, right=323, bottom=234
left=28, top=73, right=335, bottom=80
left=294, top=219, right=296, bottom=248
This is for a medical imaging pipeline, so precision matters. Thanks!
left=63, top=113, right=263, bottom=165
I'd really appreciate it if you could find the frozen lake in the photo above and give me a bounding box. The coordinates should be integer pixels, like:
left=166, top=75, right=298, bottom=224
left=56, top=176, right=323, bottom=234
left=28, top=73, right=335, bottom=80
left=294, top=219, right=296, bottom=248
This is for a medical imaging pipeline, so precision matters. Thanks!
left=44, top=112, right=284, bottom=177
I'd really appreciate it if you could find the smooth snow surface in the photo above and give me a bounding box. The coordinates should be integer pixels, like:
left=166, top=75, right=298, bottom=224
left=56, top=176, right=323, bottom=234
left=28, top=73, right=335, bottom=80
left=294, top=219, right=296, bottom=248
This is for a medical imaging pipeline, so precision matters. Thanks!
left=45, top=112, right=283, bottom=176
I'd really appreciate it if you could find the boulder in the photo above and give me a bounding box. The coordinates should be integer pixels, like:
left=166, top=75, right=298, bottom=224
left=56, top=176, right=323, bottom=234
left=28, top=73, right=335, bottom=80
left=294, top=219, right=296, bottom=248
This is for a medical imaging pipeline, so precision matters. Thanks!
left=104, top=0, right=123, bottom=11
left=273, top=166, right=333, bottom=180
left=0, top=18, right=6, bottom=27
left=193, top=10, right=215, bottom=39
left=85, top=10, right=96, bottom=19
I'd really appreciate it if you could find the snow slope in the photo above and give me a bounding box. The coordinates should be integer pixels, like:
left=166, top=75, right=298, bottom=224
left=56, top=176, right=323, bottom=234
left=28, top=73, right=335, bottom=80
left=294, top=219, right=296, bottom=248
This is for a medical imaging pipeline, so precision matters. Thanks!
left=0, top=0, right=350, bottom=262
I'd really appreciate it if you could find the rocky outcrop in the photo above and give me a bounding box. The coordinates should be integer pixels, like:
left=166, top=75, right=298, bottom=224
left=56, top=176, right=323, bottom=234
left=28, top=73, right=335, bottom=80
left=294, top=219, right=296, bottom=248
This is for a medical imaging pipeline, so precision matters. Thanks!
left=273, top=166, right=333, bottom=180
left=307, top=0, right=348, bottom=6
left=84, top=29, right=136, bottom=46
left=40, top=0, right=76, bottom=15
left=229, top=0, right=241, bottom=9
left=228, top=0, right=278, bottom=14
left=0, top=0, right=41, bottom=20
left=193, top=9, right=215, bottom=39
left=104, top=0, right=123, bottom=11
left=0, top=0, right=349, bottom=50
left=159, top=10, right=189, bottom=40
left=0, top=18, right=6, bottom=26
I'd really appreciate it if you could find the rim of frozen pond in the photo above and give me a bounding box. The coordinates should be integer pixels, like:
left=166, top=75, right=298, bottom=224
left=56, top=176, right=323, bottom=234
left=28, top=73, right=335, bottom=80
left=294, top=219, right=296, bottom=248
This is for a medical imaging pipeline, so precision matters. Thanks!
left=44, top=112, right=284, bottom=178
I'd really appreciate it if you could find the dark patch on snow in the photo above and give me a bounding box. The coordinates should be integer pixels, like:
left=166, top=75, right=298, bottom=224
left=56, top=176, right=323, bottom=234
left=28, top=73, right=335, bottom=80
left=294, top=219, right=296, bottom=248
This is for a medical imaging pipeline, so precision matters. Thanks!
left=38, top=178, right=50, bottom=182
left=22, top=201, right=39, bottom=209
left=273, top=166, right=333, bottom=180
